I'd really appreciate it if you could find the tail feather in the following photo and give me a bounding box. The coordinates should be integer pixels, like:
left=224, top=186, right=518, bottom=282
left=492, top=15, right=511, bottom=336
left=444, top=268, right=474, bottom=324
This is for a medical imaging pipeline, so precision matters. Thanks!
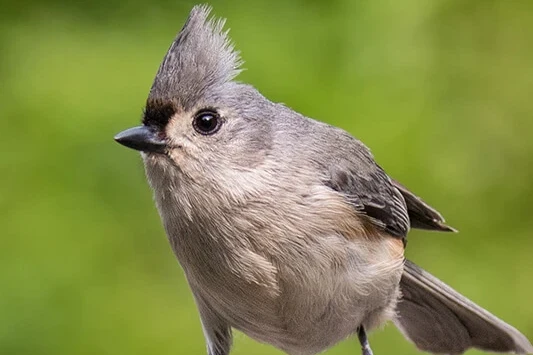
left=394, top=260, right=533, bottom=354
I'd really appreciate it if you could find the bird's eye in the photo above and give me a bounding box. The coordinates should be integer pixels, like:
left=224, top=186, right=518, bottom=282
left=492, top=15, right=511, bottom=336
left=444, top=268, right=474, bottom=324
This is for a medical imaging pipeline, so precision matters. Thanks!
left=193, top=109, right=222, bottom=135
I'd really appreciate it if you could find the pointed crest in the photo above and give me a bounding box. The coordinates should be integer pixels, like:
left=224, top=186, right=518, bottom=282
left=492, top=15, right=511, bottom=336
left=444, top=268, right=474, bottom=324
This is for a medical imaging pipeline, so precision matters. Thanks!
left=147, top=5, right=242, bottom=110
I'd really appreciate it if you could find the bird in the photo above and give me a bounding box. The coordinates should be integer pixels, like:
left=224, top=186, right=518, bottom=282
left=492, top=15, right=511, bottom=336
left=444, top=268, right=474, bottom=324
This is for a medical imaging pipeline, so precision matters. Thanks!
left=114, top=5, right=533, bottom=355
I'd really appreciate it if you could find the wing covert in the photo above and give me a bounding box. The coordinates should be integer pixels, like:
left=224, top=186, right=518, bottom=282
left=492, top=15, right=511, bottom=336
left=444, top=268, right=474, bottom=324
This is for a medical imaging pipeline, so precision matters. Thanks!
left=325, top=155, right=410, bottom=240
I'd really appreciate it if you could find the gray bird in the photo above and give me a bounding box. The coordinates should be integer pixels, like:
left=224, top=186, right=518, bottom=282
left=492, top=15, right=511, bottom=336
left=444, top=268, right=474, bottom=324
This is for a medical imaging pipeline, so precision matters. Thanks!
left=114, top=5, right=533, bottom=355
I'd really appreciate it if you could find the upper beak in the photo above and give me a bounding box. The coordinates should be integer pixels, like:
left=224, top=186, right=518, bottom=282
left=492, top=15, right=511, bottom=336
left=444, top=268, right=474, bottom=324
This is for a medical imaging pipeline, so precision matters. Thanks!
left=114, top=126, right=167, bottom=153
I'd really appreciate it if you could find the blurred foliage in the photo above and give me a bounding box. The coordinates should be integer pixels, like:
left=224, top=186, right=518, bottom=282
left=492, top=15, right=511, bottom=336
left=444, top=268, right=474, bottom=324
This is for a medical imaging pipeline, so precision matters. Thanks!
left=1, top=0, right=532, bottom=354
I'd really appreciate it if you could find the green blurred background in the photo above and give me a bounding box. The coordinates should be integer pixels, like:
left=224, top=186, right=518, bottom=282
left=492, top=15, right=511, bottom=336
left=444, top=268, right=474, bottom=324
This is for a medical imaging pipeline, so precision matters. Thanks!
left=1, top=0, right=532, bottom=354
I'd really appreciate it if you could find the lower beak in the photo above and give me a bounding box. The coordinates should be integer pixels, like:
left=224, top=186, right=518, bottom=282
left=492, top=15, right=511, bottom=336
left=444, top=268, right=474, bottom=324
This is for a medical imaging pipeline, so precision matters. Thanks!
left=114, top=126, right=167, bottom=153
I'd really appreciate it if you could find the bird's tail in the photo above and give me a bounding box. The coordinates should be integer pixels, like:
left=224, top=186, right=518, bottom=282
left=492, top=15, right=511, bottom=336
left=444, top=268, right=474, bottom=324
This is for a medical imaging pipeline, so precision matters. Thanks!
left=394, top=260, right=533, bottom=354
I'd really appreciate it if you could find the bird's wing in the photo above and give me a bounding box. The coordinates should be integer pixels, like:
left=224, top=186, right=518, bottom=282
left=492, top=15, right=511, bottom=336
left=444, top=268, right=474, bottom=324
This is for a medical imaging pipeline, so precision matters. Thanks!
left=391, top=179, right=456, bottom=232
left=324, top=150, right=410, bottom=242
left=321, top=133, right=455, bottom=238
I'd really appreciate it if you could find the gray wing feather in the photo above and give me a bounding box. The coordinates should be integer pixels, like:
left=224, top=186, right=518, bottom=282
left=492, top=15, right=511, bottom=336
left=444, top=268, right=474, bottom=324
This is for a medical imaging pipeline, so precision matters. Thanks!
left=325, top=152, right=410, bottom=239
left=395, top=260, right=533, bottom=354
left=392, top=180, right=456, bottom=233
left=321, top=130, right=455, bottom=238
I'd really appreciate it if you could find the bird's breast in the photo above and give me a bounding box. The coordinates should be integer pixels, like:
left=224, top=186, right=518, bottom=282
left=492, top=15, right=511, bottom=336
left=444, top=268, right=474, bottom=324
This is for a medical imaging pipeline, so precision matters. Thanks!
left=171, top=224, right=403, bottom=355
left=151, top=171, right=404, bottom=354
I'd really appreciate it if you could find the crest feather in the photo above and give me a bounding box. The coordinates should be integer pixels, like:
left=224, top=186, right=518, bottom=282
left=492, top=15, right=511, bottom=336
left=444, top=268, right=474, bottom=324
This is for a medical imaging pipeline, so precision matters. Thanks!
left=148, top=5, right=243, bottom=109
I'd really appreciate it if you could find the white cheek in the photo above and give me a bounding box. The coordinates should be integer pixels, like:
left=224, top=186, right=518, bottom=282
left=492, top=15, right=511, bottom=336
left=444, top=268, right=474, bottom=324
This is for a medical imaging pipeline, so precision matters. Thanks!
left=168, top=149, right=187, bottom=166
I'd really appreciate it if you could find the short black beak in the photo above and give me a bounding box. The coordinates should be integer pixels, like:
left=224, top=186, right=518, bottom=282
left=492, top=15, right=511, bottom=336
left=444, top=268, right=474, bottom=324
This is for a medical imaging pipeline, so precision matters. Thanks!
left=114, top=126, right=167, bottom=153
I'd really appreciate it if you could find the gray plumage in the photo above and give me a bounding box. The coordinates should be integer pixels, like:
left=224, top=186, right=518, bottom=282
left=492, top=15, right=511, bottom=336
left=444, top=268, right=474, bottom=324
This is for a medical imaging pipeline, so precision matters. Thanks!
left=397, top=260, right=533, bottom=354
left=114, top=5, right=533, bottom=355
left=148, top=5, right=242, bottom=110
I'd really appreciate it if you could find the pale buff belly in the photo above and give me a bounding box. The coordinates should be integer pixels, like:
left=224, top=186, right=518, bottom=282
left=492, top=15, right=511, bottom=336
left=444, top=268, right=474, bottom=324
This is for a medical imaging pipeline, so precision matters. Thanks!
left=192, top=237, right=405, bottom=355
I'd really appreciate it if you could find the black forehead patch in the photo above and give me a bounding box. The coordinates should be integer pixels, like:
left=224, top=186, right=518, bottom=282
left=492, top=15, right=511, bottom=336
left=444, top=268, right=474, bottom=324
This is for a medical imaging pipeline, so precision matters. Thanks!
left=142, top=100, right=177, bottom=129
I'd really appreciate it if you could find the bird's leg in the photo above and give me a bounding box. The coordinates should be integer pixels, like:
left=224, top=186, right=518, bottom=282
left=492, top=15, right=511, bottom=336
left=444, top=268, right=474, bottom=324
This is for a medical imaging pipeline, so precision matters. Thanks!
left=358, top=326, right=374, bottom=355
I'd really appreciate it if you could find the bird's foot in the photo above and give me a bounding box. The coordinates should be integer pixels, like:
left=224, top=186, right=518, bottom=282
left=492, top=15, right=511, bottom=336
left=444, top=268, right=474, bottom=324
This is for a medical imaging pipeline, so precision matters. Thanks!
left=358, top=326, right=374, bottom=355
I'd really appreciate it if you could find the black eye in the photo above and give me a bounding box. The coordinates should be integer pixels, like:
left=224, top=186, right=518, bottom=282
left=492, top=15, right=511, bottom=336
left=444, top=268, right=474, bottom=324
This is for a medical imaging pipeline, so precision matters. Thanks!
left=193, top=109, right=222, bottom=135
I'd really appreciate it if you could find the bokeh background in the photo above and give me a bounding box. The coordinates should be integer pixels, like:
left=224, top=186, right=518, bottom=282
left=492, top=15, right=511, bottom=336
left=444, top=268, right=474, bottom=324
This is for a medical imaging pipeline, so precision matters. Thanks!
left=1, top=0, right=532, bottom=354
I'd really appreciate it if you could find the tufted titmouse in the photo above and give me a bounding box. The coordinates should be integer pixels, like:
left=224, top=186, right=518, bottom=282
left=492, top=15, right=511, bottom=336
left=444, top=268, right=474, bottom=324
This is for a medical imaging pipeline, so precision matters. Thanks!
left=114, top=5, right=533, bottom=355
